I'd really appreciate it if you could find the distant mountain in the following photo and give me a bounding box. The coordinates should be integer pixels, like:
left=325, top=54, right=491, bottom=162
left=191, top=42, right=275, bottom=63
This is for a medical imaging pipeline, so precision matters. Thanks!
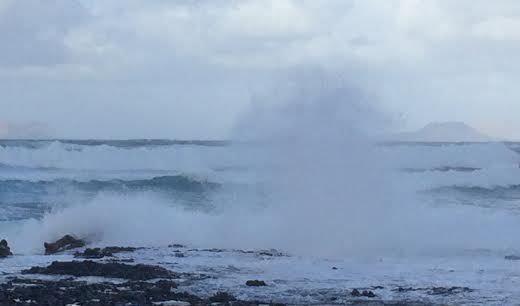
left=393, top=122, right=494, bottom=142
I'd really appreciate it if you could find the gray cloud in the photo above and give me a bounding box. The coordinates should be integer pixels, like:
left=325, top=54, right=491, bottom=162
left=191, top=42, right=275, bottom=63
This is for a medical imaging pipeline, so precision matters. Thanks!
left=0, top=0, right=87, bottom=68
left=0, top=0, right=519, bottom=139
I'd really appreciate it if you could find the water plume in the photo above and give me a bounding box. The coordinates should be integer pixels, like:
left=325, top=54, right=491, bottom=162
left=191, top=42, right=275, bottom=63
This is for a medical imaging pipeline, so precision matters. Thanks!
left=5, top=73, right=520, bottom=257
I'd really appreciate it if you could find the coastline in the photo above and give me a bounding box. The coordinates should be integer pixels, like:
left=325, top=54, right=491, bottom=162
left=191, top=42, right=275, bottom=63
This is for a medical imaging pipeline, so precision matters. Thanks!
left=0, top=241, right=481, bottom=306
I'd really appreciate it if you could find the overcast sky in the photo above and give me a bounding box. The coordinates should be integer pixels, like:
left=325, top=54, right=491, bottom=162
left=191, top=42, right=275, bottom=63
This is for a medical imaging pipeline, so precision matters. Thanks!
left=0, top=0, right=519, bottom=139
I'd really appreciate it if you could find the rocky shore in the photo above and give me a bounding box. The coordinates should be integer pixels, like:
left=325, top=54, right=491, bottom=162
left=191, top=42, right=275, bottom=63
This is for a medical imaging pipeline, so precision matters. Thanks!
left=2, top=252, right=285, bottom=306
left=0, top=236, right=474, bottom=305
left=0, top=275, right=278, bottom=306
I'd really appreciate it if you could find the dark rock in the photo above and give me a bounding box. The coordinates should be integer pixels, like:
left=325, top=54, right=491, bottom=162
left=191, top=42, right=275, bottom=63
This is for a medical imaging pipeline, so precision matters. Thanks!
left=0, top=278, right=199, bottom=306
left=174, top=252, right=185, bottom=258
left=201, top=248, right=226, bottom=253
left=44, top=235, right=85, bottom=255
left=434, top=166, right=481, bottom=172
left=393, top=287, right=418, bottom=292
left=169, top=244, right=185, bottom=248
left=208, top=291, right=236, bottom=303
left=74, top=246, right=139, bottom=258
left=0, top=239, right=12, bottom=258
left=362, top=290, right=376, bottom=298
left=429, top=286, right=473, bottom=295
left=74, top=247, right=112, bottom=259
left=393, top=286, right=473, bottom=296
left=257, top=249, right=286, bottom=257
left=351, top=289, right=376, bottom=298
left=0, top=276, right=281, bottom=305
left=22, top=260, right=177, bottom=280
left=108, top=258, right=135, bottom=263
left=246, top=280, right=268, bottom=287
left=103, top=246, right=139, bottom=253
left=0, top=273, right=291, bottom=306
left=505, top=255, right=520, bottom=260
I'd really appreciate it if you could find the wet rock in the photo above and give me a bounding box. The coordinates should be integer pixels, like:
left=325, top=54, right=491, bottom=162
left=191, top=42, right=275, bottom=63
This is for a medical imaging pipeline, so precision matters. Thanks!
left=201, top=248, right=226, bottom=253
left=208, top=292, right=236, bottom=303
left=362, top=290, right=376, bottom=298
left=103, top=246, right=139, bottom=253
left=505, top=255, right=520, bottom=260
left=0, top=239, right=13, bottom=258
left=0, top=276, right=281, bottom=305
left=22, top=260, right=177, bottom=280
left=393, top=286, right=473, bottom=296
left=393, top=287, right=418, bottom=292
left=168, top=244, right=185, bottom=248
left=257, top=249, right=286, bottom=257
left=429, top=286, right=473, bottom=295
left=0, top=278, right=198, bottom=306
left=246, top=280, right=268, bottom=287
left=0, top=269, right=294, bottom=306
left=74, top=246, right=139, bottom=259
left=74, top=247, right=112, bottom=259
left=153, top=301, right=190, bottom=306
left=434, top=166, right=480, bottom=172
left=108, top=258, right=135, bottom=263
left=351, top=289, right=376, bottom=298
left=44, top=235, right=86, bottom=255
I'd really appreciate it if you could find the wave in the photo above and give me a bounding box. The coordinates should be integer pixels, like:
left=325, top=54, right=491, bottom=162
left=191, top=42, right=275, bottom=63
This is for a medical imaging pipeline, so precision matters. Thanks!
left=0, top=139, right=229, bottom=149
left=5, top=192, right=520, bottom=256
left=0, top=141, right=231, bottom=171
left=0, top=175, right=219, bottom=195
left=0, top=201, right=49, bottom=221
left=402, top=166, right=482, bottom=173
left=433, top=185, right=520, bottom=197
left=1, top=140, right=518, bottom=172
left=3, top=80, right=520, bottom=258
left=382, top=142, right=520, bottom=170
left=403, top=165, right=520, bottom=192
left=0, top=162, right=61, bottom=172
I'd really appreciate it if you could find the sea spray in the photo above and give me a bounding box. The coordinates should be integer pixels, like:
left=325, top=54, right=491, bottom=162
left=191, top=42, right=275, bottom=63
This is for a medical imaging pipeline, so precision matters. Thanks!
left=3, top=77, right=520, bottom=257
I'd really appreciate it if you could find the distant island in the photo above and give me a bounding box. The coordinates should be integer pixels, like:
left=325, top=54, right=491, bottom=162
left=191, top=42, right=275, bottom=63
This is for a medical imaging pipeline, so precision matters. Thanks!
left=392, top=122, right=495, bottom=142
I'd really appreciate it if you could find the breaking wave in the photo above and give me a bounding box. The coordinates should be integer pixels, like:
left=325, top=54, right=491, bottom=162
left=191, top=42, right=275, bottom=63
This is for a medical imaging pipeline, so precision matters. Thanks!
left=0, top=141, right=229, bottom=172
left=0, top=175, right=219, bottom=194
left=2, top=76, right=520, bottom=258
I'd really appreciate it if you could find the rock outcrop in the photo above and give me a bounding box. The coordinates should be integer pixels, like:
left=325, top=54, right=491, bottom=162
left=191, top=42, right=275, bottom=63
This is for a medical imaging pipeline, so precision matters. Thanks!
left=351, top=289, right=376, bottom=298
left=44, top=235, right=86, bottom=255
left=74, top=246, right=138, bottom=259
left=0, top=239, right=13, bottom=258
left=23, top=260, right=177, bottom=281
left=246, top=280, right=268, bottom=287
left=505, top=255, right=520, bottom=261
left=0, top=277, right=283, bottom=306
left=208, top=292, right=236, bottom=303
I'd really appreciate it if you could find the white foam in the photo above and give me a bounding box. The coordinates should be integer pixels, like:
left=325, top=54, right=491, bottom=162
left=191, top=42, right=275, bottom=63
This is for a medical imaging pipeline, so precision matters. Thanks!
left=4, top=81, right=520, bottom=258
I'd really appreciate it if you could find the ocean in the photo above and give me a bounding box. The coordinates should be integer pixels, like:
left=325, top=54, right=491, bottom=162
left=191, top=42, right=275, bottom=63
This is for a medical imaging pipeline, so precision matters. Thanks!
left=1, top=139, right=520, bottom=305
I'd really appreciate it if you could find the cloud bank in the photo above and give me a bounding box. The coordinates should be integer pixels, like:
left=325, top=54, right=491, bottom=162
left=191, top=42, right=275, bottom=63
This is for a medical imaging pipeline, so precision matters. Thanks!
left=1, top=0, right=519, bottom=139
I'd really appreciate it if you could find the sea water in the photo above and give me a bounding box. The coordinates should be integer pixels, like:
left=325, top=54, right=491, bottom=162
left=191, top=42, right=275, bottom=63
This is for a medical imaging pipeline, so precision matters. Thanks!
left=1, top=139, right=520, bottom=305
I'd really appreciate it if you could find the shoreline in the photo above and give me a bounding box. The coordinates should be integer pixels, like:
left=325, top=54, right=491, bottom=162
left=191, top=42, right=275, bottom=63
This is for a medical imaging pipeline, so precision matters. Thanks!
left=0, top=242, right=473, bottom=306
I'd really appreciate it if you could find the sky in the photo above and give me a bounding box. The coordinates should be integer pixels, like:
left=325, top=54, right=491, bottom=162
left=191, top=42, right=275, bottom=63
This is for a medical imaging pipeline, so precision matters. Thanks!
left=0, top=0, right=519, bottom=139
